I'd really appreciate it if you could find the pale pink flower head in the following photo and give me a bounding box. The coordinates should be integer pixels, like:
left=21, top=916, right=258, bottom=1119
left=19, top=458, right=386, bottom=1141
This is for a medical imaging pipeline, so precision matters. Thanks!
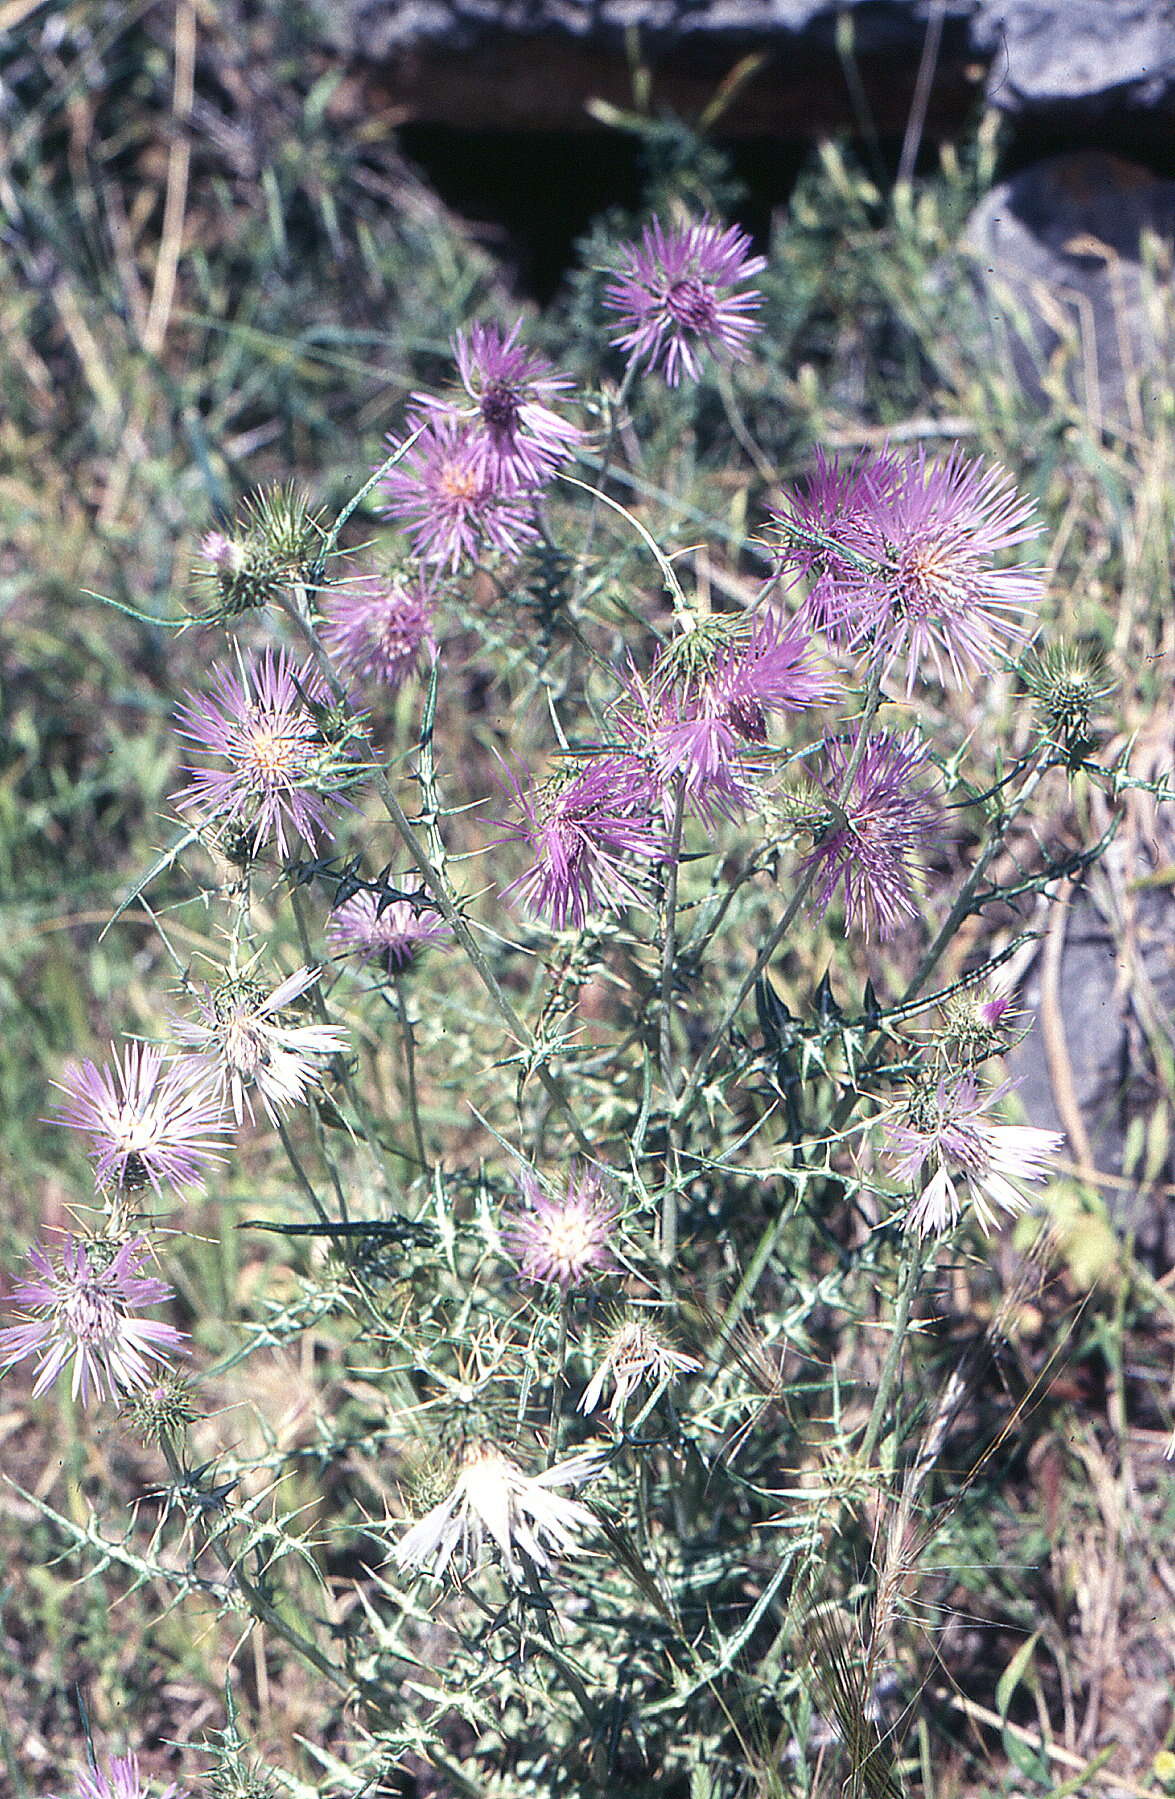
left=379, top=414, right=541, bottom=572
left=52, top=1042, right=227, bottom=1197
left=495, top=755, right=662, bottom=931
left=175, top=648, right=353, bottom=857
left=884, top=1074, right=1062, bottom=1237
left=798, top=727, right=939, bottom=941
left=604, top=213, right=767, bottom=385
left=772, top=449, right=1044, bottom=690
left=419, top=319, right=583, bottom=489
left=0, top=1236, right=185, bottom=1404
left=327, top=888, right=451, bottom=975
left=174, top=965, right=349, bottom=1124
left=197, top=529, right=245, bottom=579
left=503, top=1164, right=621, bottom=1290
left=319, top=571, right=436, bottom=693
left=56, top=1751, right=184, bottom=1799
left=395, top=1441, right=602, bottom=1582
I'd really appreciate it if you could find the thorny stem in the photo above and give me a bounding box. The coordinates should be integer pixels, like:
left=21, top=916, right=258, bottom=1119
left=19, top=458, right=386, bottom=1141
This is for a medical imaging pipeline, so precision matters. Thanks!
left=390, top=976, right=429, bottom=1173
left=278, top=596, right=595, bottom=1159
left=659, top=779, right=686, bottom=1266
left=673, top=659, right=887, bottom=1127
left=858, top=1233, right=925, bottom=1469
left=547, top=1287, right=571, bottom=1466
left=158, top=1438, right=353, bottom=1698
left=899, top=751, right=1050, bottom=1007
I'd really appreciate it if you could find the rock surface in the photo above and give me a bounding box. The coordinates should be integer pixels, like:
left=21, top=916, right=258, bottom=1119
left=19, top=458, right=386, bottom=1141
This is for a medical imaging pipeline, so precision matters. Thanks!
left=960, top=151, right=1175, bottom=428
left=309, top=0, right=1175, bottom=135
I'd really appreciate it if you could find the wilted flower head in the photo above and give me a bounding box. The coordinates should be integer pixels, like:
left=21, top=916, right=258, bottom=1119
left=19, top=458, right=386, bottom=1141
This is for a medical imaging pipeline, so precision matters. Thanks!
left=394, top=1441, right=602, bottom=1581
left=319, top=571, right=436, bottom=693
left=770, top=449, right=1044, bottom=691
left=175, top=649, right=355, bottom=857
left=420, top=319, right=583, bottom=489
left=578, top=1313, right=700, bottom=1423
left=53, top=1042, right=227, bottom=1197
left=53, top=1751, right=184, bottom=1799
left=174, top=965, right=348, bottom=1124
left=503, top=1164, right=621, bottom=1289
left=797, top=728, right=939, bottom=941
left=496, top=755, right=662, bottom=931
left=0, top=1236, right=185, bottom=1404
left=379, top=414, right=540, bottom=572
left=884, top=1074, right=1061, bottom=1236
left=605, top=213, right=766, bottom=385
left=327, top=888, right=451, bottom=974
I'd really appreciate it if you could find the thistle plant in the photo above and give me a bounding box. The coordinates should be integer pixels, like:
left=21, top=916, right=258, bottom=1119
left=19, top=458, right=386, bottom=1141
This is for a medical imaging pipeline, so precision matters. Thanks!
left=9, top=189, right=1172, bottom=1799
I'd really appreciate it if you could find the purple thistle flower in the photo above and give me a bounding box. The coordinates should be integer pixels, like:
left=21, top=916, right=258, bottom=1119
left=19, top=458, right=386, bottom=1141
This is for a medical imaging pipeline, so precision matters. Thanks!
left=604, top=213, right=767, bottom=386
left=174, top=648, right=353, bottom=857
left=772, top=450, right=1045, bottom=690
left=52, top=1042, right=227, bottom=1197
left=319, top=571, right=436, bottom=693
left=174, top=965, right=349, bottom=1124
left=379, top=415, right=541, bottom=572
left=0, top=1237, right=185, bottom=1404
left=768, top=449, right=903, bottom=642
left=419, top=320, right=583, bottom=490
left=613, top=667, right=759, bottom=826
left=495, top=755, right=663, bottom=931
left=503, top=1165, right=621, bottom=1290
left=658, top=611, right=839, bottom=786
left=799, top=728, right=939, bottom=941
left=883, top=1074, right=1062, bottom=1236
left=54, top=1751, right=184, bottom=1799
left=327, top=888, right=451, bottom=974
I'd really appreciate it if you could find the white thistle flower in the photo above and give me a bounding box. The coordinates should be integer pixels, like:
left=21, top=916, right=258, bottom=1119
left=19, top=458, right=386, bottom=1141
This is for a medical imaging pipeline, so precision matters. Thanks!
left=883, top=1073, right=1061, bottom=1237
left=174, top=966, right=348, bottom=1124
left=394, top=1441, right=602, bottom=1581
left=578, top=1315, right=700, bottom=1423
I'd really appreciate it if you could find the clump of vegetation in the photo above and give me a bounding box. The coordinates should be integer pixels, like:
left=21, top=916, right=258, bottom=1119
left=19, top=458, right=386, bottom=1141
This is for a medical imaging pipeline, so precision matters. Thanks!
left=3, top=7, right=1174, bottom=1798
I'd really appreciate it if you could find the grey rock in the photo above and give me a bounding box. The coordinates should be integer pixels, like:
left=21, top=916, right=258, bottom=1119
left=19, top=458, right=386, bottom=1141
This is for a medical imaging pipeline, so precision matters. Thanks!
left=975, top=0, right=1175, bottom=116
left=316, top=1, right=975, bottom=59
left=311, top=0, right=1175, bottom=134
left=1009, top=880, right=1175, bottom=1259
left=960, top=151, right=1175, bottom=427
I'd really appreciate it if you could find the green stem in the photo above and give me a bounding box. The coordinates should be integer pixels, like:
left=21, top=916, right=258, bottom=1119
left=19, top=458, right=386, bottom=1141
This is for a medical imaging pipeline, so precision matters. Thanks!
left=572, top=359, right=638, bottom=606
left=858, top=1235, right=925, bottom=1469
left=674, top=660, right=887, bottom=1129
left=158, top=1439, right=352, bottom=1697
left=391, top=975, right=429, bottom=1174
left=547, top=1288, right=571, bottom=1466
left=898, top=753, right=1049, bottom=1008
left=275, top=1117, right=330, bottom=1225
left=659, top=780, right=686, bottom=1267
